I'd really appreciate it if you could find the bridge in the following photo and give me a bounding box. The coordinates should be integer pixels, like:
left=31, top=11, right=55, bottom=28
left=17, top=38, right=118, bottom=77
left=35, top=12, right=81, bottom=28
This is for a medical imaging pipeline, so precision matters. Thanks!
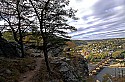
left=89, top=57, right=111, bottom=76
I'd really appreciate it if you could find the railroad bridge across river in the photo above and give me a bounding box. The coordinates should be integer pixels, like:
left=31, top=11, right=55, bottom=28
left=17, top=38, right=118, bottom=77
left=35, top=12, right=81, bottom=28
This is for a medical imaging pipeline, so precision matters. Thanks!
left=89, top=57, right=111, bottom=76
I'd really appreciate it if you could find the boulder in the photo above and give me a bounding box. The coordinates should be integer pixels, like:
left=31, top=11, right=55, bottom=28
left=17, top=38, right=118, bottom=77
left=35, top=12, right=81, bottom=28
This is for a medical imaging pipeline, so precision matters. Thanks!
left=5, top=69, right=12, bottom=75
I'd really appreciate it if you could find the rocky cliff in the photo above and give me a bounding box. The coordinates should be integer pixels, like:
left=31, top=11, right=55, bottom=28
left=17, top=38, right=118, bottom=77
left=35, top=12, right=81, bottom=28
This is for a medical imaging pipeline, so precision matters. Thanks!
left=32, top=56, right=89, bottom=82
left=51, top=56, right=89, bottom=82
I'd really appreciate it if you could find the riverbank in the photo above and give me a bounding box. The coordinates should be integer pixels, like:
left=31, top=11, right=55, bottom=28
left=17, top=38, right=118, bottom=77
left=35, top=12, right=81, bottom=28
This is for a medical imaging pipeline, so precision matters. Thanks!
left=88, top=59, right=125, bottom=82
left=109, top=63, right=125, bottom=68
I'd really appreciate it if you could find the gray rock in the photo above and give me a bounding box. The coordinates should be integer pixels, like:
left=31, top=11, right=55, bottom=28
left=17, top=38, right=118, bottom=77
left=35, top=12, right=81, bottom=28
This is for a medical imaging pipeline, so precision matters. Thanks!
left=51, top=58, right=81, bottom=82
left=51, top=57, right=89, bottom=82
left=49, top=79, right=60, bottom=82
left=59, top=62, right=80, bottom=82
left=6, top=69, right=12, bottom=74
left=59, top=62, right=69, bottom=71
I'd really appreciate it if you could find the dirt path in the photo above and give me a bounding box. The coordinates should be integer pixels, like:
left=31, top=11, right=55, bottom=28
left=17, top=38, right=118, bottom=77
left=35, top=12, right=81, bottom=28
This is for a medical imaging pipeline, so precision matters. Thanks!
left=19, top=58, right=43, bottom=82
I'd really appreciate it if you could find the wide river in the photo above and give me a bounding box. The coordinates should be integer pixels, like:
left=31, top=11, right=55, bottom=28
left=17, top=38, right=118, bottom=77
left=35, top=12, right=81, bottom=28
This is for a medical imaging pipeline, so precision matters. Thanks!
left=88, top=61, right=125, bottom=82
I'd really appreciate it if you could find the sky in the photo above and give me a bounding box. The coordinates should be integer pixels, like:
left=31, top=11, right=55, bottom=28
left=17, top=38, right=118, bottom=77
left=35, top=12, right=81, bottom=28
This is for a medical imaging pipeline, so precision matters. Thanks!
left=68, top=0, right=125, bottom=40
left=1, top=0, right=125, bottom=40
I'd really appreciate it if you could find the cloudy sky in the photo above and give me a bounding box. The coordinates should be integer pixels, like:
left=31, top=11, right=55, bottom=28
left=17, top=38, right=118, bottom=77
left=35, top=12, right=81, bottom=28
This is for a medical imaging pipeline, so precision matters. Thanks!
left=68, top=0, right=125, bottom=40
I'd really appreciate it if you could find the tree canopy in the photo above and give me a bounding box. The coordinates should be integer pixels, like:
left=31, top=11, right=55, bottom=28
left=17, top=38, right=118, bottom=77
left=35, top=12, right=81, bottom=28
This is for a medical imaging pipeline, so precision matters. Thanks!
left=0, top=0, right=77, bottom=71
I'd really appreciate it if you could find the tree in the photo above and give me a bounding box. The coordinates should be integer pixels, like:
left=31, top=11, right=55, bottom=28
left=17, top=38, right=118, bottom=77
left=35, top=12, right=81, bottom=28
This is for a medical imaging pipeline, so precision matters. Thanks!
left=66, top=41, right=76, bottom=48
left=0, top=0, right=34, bottom=57
left=112, top=51, right=121, bottom=58
left=2, top=31, right=14, bottom=41
left=0, top=0, right=77, bottom=72
left=28, top=0, right=77, bottom=71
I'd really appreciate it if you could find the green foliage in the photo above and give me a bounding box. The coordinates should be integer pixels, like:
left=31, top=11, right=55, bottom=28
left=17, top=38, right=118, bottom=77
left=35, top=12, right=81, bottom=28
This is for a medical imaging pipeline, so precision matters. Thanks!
left=23, top=32, right=43, bottom=46
left=112, top=51, right=121, bottom=58
left=83, top=38, right=125, bottom=61
left=0, top=77, right=6, bottom=82
left=119, top=51, right=125, bottom=58
left=3, top=31, right=15, bottom=42
left=102, top=74, right=111, bottom=82
left=86, top=76, right=95, bottom=82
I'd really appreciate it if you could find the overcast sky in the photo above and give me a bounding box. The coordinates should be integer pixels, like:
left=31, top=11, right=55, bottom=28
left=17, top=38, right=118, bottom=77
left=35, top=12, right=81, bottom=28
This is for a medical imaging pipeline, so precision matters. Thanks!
left=68, top=0, right=125, bottom=40
left=1, top=0, right=125, bottom=40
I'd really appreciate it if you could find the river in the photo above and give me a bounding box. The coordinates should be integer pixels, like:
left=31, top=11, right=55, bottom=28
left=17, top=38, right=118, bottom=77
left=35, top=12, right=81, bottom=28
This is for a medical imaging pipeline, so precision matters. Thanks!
left=88, top=60, right=125, bottom=82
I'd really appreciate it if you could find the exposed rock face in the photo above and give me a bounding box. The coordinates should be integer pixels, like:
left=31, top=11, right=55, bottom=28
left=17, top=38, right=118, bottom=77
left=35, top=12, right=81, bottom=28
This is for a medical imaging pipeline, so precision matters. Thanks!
left=26, top=49, right=43, bottom=57
left=76, top=57, right=89, bottom=78
left=59, top=62, right=80, bottom=82
left=51, top=58, right=80, bottom=82
left=51, top=57, right=89, bottom=82
left=0, top=37, right=21, bottom=57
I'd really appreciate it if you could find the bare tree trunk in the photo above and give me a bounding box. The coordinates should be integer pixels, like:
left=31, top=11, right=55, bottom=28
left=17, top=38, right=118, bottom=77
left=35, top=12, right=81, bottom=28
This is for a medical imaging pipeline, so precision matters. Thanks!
left=29, top=0, right=51, bottom=72
left=18, top=28, right=25, bottom=58
left=43, top=40, right=50, bottom=72
left=17, top=0, right=25, bottom=57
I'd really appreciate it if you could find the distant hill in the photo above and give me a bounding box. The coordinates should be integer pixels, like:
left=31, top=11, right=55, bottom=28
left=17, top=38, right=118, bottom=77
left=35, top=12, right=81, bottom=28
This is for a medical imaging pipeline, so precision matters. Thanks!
left=84, top=37, right=125, bottom=53
left=85, top=38, right=125, bottom=43
left=72, top=40, right=88, bottom=46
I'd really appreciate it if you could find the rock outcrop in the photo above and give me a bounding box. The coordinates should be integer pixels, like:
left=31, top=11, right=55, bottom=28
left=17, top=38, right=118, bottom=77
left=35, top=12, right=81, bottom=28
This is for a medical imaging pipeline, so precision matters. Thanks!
left=31, top=56, right=89, bottom=82
left=51, top=59, right=80, bottom=82
left=51, top=57, right=89, bottom=82
left=0, top=37, right=21, bottom=58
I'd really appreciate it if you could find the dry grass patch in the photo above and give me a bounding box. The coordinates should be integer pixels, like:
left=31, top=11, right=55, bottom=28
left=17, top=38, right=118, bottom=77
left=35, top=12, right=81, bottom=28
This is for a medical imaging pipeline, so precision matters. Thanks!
left=0, top=57, right=35, bottom=82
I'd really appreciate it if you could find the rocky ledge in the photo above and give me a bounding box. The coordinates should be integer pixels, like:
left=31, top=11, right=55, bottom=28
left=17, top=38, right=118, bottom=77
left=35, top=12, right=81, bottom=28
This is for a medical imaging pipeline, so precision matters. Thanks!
left=50, top=56, right=89, bottom=82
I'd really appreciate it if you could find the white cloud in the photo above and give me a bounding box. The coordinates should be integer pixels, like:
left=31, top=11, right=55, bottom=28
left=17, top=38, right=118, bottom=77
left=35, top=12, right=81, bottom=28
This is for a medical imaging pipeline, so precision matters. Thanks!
left=0, top=20, right=4, bottom=25
left=69, top=0, right=125, bottom=40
